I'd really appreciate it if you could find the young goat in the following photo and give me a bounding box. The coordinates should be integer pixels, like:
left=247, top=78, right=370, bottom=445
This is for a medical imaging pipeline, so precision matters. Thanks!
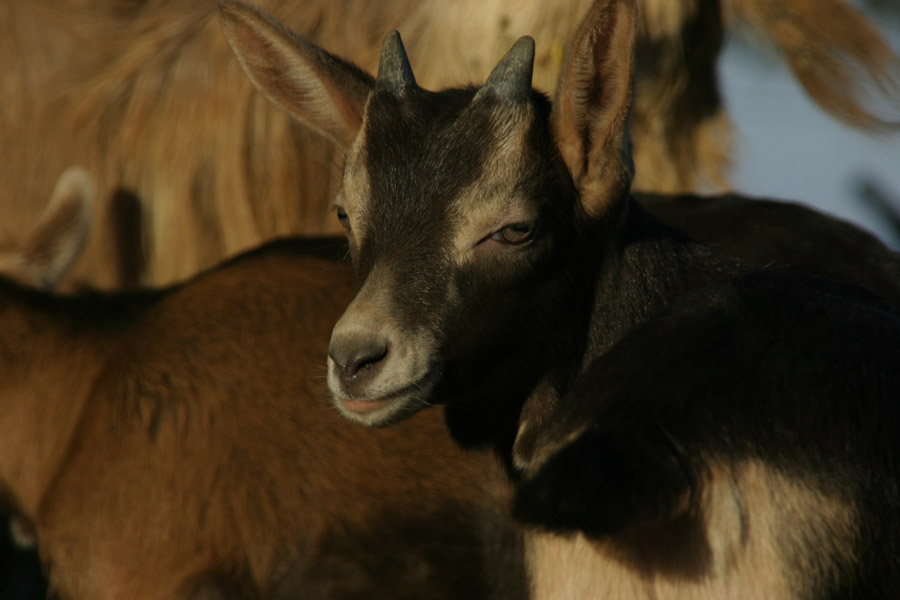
left=0, top=237, right=522, bottom=596
left=221, top=0, right=900, bottom=597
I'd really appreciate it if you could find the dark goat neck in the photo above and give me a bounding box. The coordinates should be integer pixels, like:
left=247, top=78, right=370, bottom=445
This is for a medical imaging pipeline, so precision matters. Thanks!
left=502, top=197, right=744, bottom=474
left=584, top=199, right=743, bottom=360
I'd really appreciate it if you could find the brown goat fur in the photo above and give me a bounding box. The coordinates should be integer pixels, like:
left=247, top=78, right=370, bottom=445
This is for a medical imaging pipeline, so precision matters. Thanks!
left=2, top=0, right=897, bottom=289
left=0, top=237, right=523, bottom=599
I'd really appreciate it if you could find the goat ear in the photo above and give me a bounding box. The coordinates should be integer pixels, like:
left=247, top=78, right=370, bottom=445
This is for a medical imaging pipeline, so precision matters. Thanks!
left=551, top=0, right=637, bottom=218
left=218, top=0, right=374, bottom=149
left=0, top=167, right=94, bottom=290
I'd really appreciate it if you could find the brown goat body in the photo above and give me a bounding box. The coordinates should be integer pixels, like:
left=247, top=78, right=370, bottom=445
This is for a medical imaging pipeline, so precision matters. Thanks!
left=0, top=237, right=522, bottom=599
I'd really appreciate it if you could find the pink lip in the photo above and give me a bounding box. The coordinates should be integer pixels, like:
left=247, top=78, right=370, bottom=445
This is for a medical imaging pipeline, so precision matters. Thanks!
left=340, top=397, right=391, bottom=414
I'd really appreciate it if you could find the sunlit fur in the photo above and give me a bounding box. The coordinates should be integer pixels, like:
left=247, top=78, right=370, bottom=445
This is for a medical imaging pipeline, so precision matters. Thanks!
left=525, top=461, right=858, bottom=600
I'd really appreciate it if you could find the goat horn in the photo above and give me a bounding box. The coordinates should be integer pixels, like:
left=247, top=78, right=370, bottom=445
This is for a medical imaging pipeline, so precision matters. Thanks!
left=475, top=36, right=535, bottom=102
left=376, top=31, right=417, bottom=93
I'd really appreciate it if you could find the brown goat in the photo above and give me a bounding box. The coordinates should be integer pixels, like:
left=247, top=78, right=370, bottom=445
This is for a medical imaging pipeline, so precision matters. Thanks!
left=0, top=231, right=524, bottom=598
left=2, top=0, right=897, bottom=289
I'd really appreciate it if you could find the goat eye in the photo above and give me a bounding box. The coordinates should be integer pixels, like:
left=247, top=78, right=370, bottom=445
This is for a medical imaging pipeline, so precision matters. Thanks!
left=492, top=222, right=535, bottom=245
left=336, top=207, right=351, bottom=231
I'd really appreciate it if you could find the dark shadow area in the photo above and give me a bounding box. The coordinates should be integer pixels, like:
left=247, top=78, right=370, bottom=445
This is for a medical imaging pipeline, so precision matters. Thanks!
left=110, top=188, right=146, bottom=289
left=0, top=512, right=46, bottom=600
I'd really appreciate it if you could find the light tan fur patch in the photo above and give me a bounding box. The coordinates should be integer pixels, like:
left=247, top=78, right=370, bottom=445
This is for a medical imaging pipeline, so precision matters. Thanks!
left=337, top=128, right=374, bottom=245
left=327, top=262, right=438, bottom=403
left=526, top=458, right=857, bottom=600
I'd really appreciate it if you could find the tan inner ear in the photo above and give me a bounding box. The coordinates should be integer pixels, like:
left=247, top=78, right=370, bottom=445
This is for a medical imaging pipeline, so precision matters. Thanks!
left=0, top=167, right=94, bottom=290
left=219, top=1, right=371, bottom=149
left=551, top=0, right=637, bottom=218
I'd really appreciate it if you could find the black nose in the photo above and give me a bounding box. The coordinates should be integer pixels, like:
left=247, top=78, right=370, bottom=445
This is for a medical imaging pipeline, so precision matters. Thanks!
left=329, top=335, right=389, bottom=382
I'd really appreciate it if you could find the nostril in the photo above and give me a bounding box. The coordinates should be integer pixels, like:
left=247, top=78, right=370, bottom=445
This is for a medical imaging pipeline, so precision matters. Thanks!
left=347, top=342, right=388, bottom=377
left=329, top=337, right=389, bottom=380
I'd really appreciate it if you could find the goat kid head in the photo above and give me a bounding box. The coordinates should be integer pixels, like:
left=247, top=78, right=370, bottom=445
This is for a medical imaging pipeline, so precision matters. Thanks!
left=220, top=0, right=636, bottom=427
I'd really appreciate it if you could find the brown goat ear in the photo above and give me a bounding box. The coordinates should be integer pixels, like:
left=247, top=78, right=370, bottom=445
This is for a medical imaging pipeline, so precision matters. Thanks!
left=0, top=167, right=94, bottom=290
left=218, top=0, right=374, bottom=149
left=551, top=0, right=637, bottom=218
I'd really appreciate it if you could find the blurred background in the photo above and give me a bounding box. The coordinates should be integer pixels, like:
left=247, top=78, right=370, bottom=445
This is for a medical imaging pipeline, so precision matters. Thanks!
left=722, top=0, right=900, bottom=248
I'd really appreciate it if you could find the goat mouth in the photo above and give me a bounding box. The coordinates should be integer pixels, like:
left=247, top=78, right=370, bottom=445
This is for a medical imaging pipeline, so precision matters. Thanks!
left=334, top=377, right=436, bottom=426
left=339, top=397, right=392, bottom=414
